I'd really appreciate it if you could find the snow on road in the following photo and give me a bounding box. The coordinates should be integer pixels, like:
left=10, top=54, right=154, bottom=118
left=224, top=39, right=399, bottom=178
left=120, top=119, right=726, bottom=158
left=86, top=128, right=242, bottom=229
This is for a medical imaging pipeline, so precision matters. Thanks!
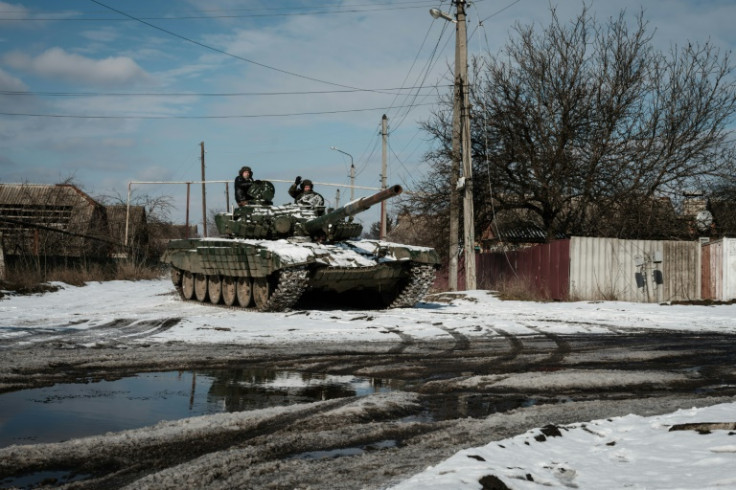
left=2, top=279, right=736, bottom=346
left=2, top=278, right=736, bottom=489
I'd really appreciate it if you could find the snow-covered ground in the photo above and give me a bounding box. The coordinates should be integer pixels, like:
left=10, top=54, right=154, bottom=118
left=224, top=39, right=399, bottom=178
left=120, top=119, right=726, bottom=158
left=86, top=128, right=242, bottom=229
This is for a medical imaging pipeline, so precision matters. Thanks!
left=392, top=403, right=736, bottom=489
left=2, top=278, right=735, bottom=489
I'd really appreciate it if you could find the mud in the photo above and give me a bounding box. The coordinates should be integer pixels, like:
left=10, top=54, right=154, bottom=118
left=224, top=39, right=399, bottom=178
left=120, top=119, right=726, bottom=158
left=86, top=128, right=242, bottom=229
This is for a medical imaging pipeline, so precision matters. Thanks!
left=1, top=325, right=735, bottom=489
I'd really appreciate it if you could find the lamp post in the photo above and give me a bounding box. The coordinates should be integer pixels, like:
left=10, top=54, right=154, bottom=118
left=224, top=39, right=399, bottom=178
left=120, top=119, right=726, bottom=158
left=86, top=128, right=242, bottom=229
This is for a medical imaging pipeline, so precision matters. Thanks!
left=430, top=0, right=476, bottom=290
left=330, top=146, right=356, bottom=201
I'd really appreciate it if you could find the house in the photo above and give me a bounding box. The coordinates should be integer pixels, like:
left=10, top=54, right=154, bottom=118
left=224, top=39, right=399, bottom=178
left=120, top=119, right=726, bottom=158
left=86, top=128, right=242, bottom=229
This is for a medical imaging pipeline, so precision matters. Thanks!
left=0, top=183, right=111, bottom=265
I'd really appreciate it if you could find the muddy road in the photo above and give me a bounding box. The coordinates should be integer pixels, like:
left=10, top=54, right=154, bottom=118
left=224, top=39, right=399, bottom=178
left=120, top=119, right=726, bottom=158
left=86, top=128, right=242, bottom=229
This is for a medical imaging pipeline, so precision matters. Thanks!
left=1, top=316, right=735, bottom=489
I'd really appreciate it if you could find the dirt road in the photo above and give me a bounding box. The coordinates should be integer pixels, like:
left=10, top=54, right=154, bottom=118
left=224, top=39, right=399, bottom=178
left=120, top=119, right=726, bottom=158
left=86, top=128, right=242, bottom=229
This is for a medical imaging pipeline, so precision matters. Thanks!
left=1, top=321, right=735, bottom=489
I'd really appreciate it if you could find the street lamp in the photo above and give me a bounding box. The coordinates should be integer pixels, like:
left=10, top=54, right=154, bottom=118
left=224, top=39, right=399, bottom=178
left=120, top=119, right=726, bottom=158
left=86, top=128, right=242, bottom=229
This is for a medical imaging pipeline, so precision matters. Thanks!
left=430, top=0, right=476, bottom=291
left=429, top=8, right=456, bottom=23
left=329, top=146, right=355, bottom=201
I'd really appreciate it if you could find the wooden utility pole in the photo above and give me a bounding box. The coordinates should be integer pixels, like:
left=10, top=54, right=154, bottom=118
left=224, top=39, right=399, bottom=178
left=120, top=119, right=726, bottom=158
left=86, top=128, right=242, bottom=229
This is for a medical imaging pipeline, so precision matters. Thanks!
left=448, top=8, right=461, bottom=291
left=380, top=114, right=388, bottom=239
left=430, top=0, right=475, bottom=290
left=200, top=141, right=207, bottom=238
left=456, top=0, right=475, bottom=290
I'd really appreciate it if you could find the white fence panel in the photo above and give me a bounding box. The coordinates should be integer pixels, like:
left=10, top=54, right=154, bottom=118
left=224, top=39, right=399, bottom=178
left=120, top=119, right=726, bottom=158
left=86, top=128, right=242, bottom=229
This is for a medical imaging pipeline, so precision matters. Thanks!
left=569, top=237, right=700, bottom=302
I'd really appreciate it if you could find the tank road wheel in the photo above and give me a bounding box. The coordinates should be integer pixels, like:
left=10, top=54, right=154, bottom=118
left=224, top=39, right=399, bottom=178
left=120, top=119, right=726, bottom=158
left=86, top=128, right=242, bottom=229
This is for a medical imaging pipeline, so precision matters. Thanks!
left=208, top=275, right=223, bottom=304
left=222, top=277, right=237, bottom=306
left=252, top=277, right=271, bottom=310
left=181, top=271, right=195, bottom=300
left=236, top=277, right=253, bottom=307
left=194, top=274, right=209, bottom=302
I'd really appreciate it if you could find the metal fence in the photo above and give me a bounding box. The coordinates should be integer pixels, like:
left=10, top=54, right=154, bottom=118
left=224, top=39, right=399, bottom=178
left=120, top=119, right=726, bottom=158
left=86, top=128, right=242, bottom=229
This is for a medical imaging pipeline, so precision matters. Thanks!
left=475, top=237, right=703, bottom=302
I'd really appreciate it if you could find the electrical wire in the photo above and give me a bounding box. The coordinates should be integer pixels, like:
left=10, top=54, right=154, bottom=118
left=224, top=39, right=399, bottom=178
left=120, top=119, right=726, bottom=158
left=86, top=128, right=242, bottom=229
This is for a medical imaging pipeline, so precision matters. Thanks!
left=0, top=101, right=436, bottom=120
left=0, top=86, right=443, bottom=98
left=1, top=1, right=439, bottom=21
left=86, top=0, right=375, bottom=92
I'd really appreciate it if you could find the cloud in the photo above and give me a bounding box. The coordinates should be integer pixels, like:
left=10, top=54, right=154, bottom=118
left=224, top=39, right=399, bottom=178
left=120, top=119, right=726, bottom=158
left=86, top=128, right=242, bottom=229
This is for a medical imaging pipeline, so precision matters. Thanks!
left=0, top=1, right=31, bottom=22
left=0, top=66, right=27, bottom=91
left=3, top=47, right=151, bottom=86
left=0, top=1, right=78, bottom=28
left=80, top=27, right=120, bottom=43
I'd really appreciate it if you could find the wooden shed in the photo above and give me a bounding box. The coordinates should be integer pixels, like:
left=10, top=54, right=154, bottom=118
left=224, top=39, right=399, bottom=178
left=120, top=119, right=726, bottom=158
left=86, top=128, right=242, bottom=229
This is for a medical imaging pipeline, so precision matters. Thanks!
left=0, top=183, right=111, bottom=264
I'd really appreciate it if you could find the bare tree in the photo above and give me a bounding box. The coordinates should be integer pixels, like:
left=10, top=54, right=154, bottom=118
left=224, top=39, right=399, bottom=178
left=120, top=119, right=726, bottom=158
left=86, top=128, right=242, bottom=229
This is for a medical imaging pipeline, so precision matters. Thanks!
left=97, top=191, right=175, bottom=263
left=419, top=4, right=736, bottom=246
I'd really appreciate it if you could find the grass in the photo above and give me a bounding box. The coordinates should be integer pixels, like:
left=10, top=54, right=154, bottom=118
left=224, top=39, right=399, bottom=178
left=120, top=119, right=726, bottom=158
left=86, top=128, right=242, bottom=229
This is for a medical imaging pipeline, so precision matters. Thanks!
left=488, top=276, right=557, bottom=301
left=0, top=261, right=164, bottom=296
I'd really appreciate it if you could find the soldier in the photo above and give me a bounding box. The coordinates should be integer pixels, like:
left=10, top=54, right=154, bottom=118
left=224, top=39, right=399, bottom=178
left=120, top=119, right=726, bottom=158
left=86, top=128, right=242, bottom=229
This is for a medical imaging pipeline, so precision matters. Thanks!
left=234, top=166, right=254, bottom=206
left=289, top=176, right=324, bottom=207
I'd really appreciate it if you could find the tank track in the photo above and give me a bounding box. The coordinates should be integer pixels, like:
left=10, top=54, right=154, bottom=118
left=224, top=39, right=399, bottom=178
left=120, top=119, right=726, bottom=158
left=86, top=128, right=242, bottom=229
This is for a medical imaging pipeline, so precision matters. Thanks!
left=259, top=267, right=309, bottom=312
left=171, top=267, right=309, bottom=312
left=388, top=263, right=437, bottom=308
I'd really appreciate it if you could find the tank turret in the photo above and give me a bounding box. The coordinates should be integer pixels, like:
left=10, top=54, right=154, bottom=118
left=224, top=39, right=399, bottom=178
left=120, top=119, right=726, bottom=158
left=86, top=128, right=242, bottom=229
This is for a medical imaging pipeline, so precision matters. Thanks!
left=163, top=179, right=438, bottom=312
left=215, top=181, right=402, bottom=242
left=301, top=184, right=402, bottom=239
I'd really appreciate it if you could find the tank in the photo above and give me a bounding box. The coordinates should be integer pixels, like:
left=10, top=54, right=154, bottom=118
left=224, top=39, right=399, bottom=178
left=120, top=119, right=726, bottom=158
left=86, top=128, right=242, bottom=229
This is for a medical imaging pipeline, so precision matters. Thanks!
left=161, top=180, right=439, bottom=311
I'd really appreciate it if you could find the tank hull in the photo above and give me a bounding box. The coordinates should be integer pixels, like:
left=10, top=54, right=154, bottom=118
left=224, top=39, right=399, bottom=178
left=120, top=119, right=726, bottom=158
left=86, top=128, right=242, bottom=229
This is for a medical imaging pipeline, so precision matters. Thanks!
left=161, top=237, right=439, bottom=311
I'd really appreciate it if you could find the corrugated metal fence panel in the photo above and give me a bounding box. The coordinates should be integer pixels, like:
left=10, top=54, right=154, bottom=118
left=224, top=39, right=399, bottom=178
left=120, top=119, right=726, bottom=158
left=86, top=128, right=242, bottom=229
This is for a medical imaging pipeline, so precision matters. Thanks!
left=701, top=243, right=714, bottom=300
left=662, top=240, right=701, bottom=301
left=726, top=238, right=736, bottom=300
left=701, top=238, right=736, bottom=301
left=477, top=240, right=570, bottom=300
left=570, top=237, right=700, bottom=302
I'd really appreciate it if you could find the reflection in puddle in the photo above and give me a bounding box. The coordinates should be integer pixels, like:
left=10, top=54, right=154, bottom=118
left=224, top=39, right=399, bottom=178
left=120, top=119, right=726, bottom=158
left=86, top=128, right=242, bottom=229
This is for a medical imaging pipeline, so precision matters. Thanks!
left=0, top=369, right=401, bottom=448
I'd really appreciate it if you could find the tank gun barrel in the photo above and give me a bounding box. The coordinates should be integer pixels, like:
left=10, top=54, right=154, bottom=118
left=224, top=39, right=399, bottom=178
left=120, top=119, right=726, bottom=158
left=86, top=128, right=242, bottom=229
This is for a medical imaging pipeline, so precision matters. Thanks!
left=304, top=184, right=402, bottom=235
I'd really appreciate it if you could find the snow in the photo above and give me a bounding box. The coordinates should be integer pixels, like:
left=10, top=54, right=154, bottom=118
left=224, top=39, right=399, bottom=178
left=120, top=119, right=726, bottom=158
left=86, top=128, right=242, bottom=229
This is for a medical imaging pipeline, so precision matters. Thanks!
left=191, top=237, right=426, bottom=267
left=1, top=278, right=736, bottom=489
left=391, top=403, right=736, bottom=490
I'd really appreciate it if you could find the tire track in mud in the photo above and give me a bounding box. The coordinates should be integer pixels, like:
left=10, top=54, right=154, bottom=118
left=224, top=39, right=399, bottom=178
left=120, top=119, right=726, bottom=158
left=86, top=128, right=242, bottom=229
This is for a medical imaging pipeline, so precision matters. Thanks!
left=488, top=327, right=524, bottom=364
left=437, top=327, right=471, bottom=351
left=0, top=392, right=425, bottom=489
left=0, top=318, right=181, bottom=348
left=526, top=325, right=572, bottom=366
left=385, top=326, right=415, bottom=354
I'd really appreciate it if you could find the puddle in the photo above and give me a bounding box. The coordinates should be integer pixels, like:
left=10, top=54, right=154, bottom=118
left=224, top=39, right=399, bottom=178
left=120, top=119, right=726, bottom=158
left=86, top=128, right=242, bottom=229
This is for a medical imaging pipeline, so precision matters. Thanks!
left=0, top=368, right=401, bottom=449
left=0, top=367, right=552, bottom=456
left=1, top=470, right=90, bottom=490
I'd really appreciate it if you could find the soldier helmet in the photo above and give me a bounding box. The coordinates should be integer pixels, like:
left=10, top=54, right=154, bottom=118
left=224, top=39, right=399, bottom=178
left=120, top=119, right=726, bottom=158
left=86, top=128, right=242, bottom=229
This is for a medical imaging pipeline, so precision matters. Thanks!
left=239, top=166, right=252, bottom=176
left=301, top=179, right=313, bottom=189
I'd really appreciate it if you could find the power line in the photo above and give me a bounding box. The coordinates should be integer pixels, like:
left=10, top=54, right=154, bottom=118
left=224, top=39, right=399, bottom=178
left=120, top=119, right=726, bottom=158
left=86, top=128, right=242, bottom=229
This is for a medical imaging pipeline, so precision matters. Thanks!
left=1, top=6, right=433, bottom=22
left=85, top=0, right=371, bottom=92
left=0, top=86, right=446, bottom=98
left=0, top=102, right=436, bottom=120
left=0, top=1, right=438, bottom=20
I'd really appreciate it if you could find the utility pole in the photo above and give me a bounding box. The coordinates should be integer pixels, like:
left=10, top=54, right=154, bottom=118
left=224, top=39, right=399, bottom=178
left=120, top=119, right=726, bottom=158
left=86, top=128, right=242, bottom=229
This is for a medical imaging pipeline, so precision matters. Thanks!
left=430, top=0, right=475, bottom=290
left=200, top=141, right=207, bottom=238
left=349, top=163, right=355, bottom=201
left=456, top=1, right=475, bottom=290
left=330, top=146, right=355, bottom=202
left=380, top=114, right=388, bottom=239
left=335, top=188, right=340, bottom=208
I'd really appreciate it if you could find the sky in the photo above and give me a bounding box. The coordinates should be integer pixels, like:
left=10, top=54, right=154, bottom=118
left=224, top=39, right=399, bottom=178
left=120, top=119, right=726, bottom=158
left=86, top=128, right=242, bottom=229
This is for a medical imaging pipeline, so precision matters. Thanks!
left=2, top=0, right=736, bottom=229
left=1, top=280, right=736, bottom=488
